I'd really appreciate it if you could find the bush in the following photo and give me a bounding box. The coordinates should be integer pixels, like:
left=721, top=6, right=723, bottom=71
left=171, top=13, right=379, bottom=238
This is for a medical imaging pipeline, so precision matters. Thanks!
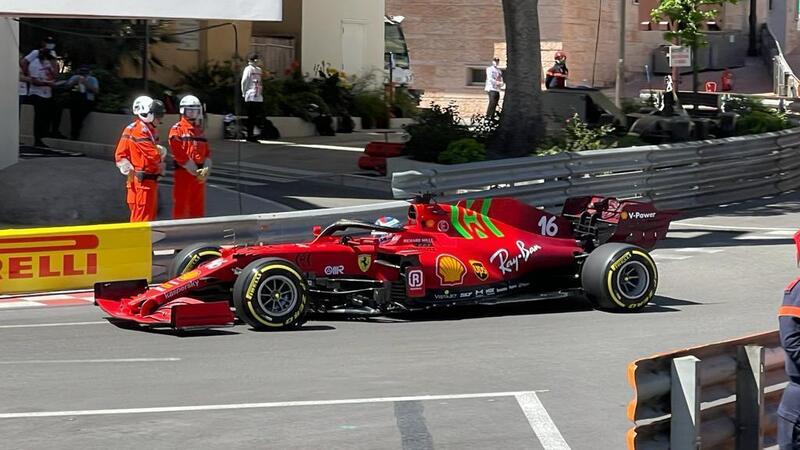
left=174, top=60, right=240, bottom=114
left=438, top=138, right=487, bottom=164
left=354, top=92, right=389, bottom=129
left=536, top=114, right=617, bottom=155
left=404, top=103, right=471, bottom=162
left=736, top=110, right=790, bottom=135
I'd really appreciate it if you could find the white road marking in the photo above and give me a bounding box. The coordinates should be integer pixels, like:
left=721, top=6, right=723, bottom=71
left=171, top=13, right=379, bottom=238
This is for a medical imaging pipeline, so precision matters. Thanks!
left=0, top=321, right=107, bottom=329
left=515, top=392, right=571, bottom=450
left=673, top=248, right=724, bottom=254
left=651, top=254, right=692, bottom=261
left=153, top=249, right=176, bottom=256
left=0, top=301, right=38, bottom=309
left=0, top=358, right=180, bottom=365
left=0, top=390, right=546, bottom=420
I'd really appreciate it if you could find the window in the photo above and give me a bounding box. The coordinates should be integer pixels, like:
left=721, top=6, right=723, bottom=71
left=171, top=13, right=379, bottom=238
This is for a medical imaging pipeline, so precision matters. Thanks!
left=467, top=67, right=487, bottom=87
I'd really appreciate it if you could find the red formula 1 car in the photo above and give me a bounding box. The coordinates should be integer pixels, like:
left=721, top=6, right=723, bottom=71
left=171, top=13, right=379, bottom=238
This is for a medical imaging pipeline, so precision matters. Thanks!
left=95, top=196, right=678, bottom=331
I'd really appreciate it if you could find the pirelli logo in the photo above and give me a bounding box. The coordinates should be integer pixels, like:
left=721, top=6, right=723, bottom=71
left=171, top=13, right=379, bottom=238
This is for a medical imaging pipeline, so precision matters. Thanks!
left=0, top=235, right=99, bottom=279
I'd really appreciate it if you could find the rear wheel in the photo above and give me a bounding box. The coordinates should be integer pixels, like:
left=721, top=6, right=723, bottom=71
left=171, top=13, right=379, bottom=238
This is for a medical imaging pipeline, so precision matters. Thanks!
left=581, top=243, right=657, bottom=312
left=167, top=243, right=222, bottom=279
left=233, top=258, right=309, bottom=330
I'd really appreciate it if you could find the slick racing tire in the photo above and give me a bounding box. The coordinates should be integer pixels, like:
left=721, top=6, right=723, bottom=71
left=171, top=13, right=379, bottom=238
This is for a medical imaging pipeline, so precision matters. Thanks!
left=233, top=258, right=309, bottom=330
left=167, top=243, right=222, bottom=279
left=581, top=243, right=657, bottom=312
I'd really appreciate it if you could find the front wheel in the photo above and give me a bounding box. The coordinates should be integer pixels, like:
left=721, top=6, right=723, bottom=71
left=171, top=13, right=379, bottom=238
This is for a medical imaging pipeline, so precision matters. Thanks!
left=167, top=242, right=222, bottom=279
left=581, top=243, right=658, bottom=312
left=233, top=258, right=309, bottom=330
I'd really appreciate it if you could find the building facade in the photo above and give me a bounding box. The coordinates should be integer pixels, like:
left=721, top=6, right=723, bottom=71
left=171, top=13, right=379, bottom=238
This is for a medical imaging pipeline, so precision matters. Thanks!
left=387, top=0, right=794, bottom=116
left=120, top=0, right=384, bottom=88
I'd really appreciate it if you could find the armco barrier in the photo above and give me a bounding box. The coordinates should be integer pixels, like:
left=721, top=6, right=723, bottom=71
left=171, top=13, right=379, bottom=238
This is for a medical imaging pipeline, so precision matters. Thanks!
left=0, top=223, right=152, bottom=294
left=147, top=201, right=409, bottom=280
left=391, top=129, right=800, bottom=212
left=627, top=331, right=786, bottom=449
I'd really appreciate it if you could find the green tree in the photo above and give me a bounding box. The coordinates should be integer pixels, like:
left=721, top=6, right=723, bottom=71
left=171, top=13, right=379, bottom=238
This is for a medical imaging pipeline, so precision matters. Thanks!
left=19, top=19, right=177, bottom=71
left=488, top=0, right=546, bottom=158
left=650, top=0, right=737, bottom=91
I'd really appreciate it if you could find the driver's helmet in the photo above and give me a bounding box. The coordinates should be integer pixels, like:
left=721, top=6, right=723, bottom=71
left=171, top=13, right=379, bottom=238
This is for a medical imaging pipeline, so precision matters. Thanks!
left=371, top=216, right=401, bottom=238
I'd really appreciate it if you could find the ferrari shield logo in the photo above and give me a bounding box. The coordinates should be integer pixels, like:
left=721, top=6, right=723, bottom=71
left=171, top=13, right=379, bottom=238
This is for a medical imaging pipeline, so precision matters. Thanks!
left=358, top=254, right=372, bottom=272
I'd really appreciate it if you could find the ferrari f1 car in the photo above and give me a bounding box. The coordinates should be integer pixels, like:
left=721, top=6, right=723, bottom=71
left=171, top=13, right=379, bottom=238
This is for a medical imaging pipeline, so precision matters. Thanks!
left=95, top=196, right=678, bottom=331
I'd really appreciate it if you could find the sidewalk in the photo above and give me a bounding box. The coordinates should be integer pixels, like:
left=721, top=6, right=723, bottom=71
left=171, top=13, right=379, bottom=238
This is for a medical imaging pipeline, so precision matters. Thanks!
left=4, top=129, right=405, bottom=227
left=603, top=57, right=775, bottom=98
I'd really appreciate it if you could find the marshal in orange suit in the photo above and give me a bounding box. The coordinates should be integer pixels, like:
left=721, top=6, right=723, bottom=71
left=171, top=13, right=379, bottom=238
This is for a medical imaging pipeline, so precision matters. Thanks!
left=114, top=96, right=166, bottom=222
left=168, top=95, right=211, bottom=219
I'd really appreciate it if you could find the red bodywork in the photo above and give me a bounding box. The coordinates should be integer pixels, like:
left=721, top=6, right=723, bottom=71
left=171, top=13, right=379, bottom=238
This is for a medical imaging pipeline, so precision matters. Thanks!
left=95, top=197, right=677, bottom=329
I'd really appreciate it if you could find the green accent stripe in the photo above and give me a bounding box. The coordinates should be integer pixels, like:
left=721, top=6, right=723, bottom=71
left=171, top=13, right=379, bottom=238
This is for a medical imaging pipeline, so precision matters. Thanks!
left=480, top=199, right=504, bottom=238
left=451, top=205, right=472, bottom=239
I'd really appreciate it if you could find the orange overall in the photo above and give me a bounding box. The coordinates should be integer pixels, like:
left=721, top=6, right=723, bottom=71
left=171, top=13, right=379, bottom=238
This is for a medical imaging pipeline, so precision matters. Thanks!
left=169, top=117, right=210, bottom=219
left=114, top=120, right=162, bottom=222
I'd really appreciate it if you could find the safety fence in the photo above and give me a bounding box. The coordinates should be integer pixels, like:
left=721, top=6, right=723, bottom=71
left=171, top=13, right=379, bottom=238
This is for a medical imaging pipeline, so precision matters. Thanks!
left=391, top=128, right=800, bottom=212
left=627, top=331, right=786, bottom=449
left=2, top=128, right=799, bottom=295
left=0, top=202, right=408, bottom=295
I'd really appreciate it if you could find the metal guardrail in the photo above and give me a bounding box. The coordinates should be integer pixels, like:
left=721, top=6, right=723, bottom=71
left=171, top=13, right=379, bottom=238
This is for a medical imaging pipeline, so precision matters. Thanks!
left=761, top=24, right=800, bottom=98
left=626, top=331, right=786, bottom=449
left=148, top=201, right=408, bottom=280
left=391, top=128, right=800, bottom=212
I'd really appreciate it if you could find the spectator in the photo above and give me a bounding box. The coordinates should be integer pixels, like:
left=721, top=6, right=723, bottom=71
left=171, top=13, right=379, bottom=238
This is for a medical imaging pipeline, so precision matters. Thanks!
left=545, top=51, right=569, bottom=90
left=485, top=57, right=503, bottom=117
left=27, top=49, right=57, bottom=148
left=66, top=65, right=99, bottom=140
left=241, top=53, right=264, bottom=142
left=20, top=36, right=56, bottom=78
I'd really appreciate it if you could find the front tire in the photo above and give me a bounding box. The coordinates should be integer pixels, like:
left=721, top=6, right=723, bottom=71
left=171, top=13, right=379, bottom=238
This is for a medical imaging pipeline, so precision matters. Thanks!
left=168, top=242, right=222, bottom=279
left=233, top=258, right=309, bottom=330
left=581, top=243, right=658, bottom=312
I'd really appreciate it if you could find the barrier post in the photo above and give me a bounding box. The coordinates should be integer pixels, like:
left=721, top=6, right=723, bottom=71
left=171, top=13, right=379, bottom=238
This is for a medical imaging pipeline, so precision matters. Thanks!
left=736, top=345, right=765, bottom=450
left=671, top=355, right=701, bottom=450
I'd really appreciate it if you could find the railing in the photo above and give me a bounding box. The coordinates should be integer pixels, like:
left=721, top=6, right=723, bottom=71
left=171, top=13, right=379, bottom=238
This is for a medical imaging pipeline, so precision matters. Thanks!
left=627, top=331, right=786, bottom=449
left=3, top=128, right=800, bottom=294
left=391, top=128, right=800, bottom=212
left=761, top=24, right=800, bottom=98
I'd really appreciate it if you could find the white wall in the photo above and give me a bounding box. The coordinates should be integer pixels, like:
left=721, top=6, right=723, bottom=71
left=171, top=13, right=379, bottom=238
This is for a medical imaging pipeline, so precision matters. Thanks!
left=0, top=19, right=18, bottom=170
left=301, top=0, right=384, bottom=80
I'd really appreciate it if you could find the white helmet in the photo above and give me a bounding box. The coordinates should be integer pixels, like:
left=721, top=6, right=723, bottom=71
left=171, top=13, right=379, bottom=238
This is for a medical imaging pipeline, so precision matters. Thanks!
left=179, top=95, right=203, bottom=121
left=132, top=96, right=165, bottom=123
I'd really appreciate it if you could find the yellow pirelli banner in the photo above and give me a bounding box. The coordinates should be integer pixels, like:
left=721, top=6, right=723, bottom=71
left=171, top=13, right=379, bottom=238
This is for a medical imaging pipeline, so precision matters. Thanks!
left=0, top=223, right=152, bottom=294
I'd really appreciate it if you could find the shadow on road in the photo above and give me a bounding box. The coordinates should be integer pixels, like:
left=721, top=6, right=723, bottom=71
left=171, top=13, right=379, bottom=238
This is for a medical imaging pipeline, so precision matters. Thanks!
left=678, top=192, right=800, bottom=220
left=640, top=295, right=703, bottom=313
left=659, top=229, right=793, bottom=250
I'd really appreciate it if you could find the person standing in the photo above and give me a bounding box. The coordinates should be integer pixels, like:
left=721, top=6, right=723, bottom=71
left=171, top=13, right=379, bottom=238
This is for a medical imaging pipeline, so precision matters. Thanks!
left=27, top=49, right=56, bottom=148
left=241, top=53, right=264, bottom=142
left=545, top=51, right=569, bottom=89
left=20, top=36, right=56, bottom=79
left=66, top=65, right=99, bottom=140
left=485, top=57, right=503, bottom=118
left=169, top=95, right=212, bottom=219
left=114, top=96, right=166, bottom=222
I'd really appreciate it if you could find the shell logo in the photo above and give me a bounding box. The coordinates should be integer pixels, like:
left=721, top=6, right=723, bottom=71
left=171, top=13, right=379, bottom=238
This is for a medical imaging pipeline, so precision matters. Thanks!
left=436, top=254, right=466, bottom=286
left=620, top=211, right=629, bottom=220
left=178, top=269, right=201, bottom=281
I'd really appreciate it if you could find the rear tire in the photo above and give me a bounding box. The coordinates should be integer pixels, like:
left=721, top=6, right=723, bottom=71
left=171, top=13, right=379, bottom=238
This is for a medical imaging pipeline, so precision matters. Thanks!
left=581, top=243, right=657, bottom=312
left=233, top=258, right=309, bottom=330
left=168, top=243, right=222, bottom=279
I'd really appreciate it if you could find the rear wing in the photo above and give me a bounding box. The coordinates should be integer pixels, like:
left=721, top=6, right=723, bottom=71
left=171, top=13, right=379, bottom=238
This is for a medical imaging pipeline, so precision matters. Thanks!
left=562, top=196, right=679, bottom=250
